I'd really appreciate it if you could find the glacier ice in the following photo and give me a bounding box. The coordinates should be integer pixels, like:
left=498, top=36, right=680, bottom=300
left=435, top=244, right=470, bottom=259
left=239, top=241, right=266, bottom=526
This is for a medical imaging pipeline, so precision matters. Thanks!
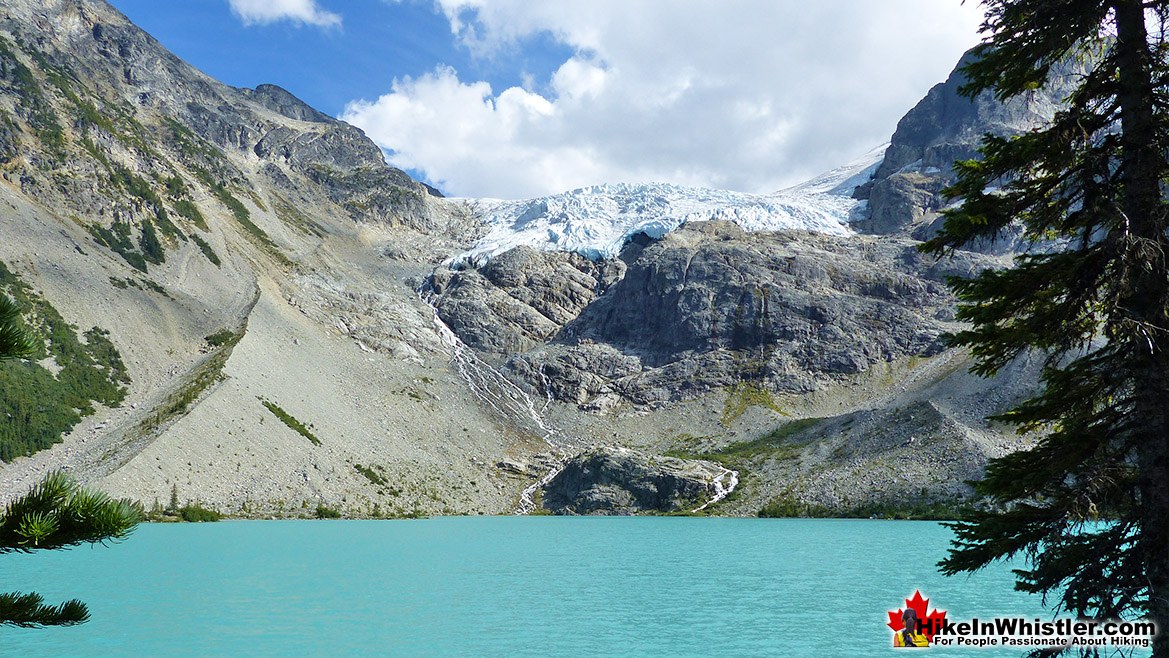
left=449, top=143, right=887, bottom=266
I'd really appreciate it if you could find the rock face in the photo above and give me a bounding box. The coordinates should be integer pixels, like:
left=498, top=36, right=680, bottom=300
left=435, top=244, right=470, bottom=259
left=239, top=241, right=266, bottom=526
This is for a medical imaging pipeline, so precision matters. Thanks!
left=542, top=448, right=724, bottom=515
left=854, top=49, right=1090, bottom=241
left=422, top=46, right=1068, bottom=516
left=425, top=48, right=1080, bottom=411
left=435, top=220, right=1004, bottom=406
left=429, top=246, right=625, bottom=354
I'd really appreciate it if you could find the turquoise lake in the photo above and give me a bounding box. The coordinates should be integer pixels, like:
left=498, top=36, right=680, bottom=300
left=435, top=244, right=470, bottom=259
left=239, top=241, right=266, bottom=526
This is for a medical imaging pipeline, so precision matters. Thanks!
left=0, top=517, right=1077, bottom=656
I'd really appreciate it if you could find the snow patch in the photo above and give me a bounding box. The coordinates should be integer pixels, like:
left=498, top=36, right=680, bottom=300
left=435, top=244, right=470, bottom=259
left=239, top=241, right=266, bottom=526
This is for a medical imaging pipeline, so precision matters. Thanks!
left=450, top=144, right=887, bottom=265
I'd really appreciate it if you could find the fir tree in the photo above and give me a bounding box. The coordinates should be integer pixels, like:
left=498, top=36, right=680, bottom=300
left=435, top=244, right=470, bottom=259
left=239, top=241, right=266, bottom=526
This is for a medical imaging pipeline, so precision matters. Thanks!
left=924, top=1, right=1169, bottom=654
left=0, top=295, right=142, bottom=626
left=0, top=295, right=34, bottom=359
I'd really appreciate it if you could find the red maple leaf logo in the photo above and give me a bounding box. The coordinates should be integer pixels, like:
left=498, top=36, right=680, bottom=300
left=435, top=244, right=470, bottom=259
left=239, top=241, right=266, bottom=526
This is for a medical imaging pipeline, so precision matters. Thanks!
left=887, top=590, right=947, bottom=641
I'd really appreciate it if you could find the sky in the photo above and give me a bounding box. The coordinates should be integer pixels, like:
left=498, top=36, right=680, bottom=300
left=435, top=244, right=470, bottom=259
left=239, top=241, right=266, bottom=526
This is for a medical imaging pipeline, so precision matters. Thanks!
left=107, top=1, right=987, bottom=200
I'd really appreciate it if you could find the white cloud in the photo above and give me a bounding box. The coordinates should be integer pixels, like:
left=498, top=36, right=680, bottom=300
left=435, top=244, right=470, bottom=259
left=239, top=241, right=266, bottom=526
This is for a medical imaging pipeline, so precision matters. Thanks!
left=343, top=1, right=985, bottom=199
left=228, top=0, right=341, bottom=28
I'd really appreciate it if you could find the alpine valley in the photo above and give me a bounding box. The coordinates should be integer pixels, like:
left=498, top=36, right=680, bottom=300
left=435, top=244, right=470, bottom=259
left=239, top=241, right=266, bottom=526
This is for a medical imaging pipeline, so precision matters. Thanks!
left=0, top=0, right=1082, bottom=518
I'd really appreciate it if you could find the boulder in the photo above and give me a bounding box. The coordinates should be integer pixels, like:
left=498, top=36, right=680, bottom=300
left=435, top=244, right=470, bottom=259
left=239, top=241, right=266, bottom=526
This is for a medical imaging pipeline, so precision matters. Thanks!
left=542, top=448, right=725, bottom=515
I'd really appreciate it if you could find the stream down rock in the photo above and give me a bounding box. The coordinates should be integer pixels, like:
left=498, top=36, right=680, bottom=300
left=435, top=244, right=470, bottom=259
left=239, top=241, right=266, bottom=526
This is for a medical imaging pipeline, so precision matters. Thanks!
left=541, top=448, right=725, bottom=515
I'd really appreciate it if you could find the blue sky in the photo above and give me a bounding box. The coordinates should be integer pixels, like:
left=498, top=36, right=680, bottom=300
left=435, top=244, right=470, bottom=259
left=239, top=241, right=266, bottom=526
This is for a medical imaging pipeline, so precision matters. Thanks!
left=108, top=0, right=573, bottom=119
left=106, top=1, right=985, bottom=199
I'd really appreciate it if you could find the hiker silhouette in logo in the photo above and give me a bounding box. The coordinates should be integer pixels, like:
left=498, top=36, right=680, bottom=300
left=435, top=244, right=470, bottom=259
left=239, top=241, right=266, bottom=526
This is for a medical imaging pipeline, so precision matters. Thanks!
left=894, top=607, right=929, bottom=647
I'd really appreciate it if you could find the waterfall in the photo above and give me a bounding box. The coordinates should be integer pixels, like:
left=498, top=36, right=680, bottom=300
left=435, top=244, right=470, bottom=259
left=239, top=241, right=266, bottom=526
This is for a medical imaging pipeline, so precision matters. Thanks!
left=692, top=467, right=740, bottom=513
left=418, top=279, right=567, bottom=513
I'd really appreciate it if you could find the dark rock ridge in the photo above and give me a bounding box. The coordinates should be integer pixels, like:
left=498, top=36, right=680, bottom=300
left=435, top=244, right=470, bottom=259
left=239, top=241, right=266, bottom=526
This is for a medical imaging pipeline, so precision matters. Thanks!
left=241, top=83, right=333, bottom=124
left=542, top=448, right=724, bottom=515
left=855, top=48, right=1090, bottom=242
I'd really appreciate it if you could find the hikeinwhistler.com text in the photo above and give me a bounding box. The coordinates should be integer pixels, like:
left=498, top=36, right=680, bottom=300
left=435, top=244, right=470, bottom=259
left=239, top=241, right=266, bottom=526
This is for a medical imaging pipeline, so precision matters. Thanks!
left=920, top=617, right=1156, bottom=649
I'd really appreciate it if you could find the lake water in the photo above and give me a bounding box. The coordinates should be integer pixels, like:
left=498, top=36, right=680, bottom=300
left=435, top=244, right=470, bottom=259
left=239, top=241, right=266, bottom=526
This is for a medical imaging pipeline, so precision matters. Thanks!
left=0, top=517, right=1075, bottom=656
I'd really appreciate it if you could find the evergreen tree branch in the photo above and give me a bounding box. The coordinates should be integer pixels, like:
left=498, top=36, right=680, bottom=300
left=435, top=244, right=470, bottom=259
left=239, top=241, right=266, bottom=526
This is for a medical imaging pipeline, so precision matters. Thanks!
left=0, top=294, right=36, bottom=360
left=0, top=591, right=88, bottom=627
left=0, top=471, right=144, bottom=552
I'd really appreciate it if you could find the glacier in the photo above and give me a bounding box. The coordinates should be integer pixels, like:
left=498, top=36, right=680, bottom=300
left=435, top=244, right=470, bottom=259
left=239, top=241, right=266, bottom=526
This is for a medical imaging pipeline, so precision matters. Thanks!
left=449, top=143, right=887, bottom=266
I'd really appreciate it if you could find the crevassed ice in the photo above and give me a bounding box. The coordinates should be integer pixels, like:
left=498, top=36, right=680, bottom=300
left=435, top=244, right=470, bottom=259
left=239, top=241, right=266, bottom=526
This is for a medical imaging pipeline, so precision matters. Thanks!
left=449, top=143, right=887, bottom=266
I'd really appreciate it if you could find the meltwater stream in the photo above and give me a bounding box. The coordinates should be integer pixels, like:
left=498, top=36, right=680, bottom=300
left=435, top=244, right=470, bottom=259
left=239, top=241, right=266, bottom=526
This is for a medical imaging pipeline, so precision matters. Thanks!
left=418, top=280, right=568, bottom=513
left=418, top=278, right=738, bottom=513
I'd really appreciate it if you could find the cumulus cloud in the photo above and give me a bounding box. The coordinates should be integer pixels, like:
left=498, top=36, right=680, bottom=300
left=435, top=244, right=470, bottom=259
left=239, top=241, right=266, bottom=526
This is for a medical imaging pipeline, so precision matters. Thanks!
left=343, top=1, right=985, bottom=199
left=228, top=0, right=341, bottom=28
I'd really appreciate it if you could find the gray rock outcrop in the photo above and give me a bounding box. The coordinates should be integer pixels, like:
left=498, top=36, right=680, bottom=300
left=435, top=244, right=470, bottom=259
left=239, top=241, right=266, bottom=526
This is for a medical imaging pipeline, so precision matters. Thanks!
left=542, top=448, right=724, bottom=515
left=855, top=48, right=1090, bottom=241
left=429, top=246, right=624, bottom=354
left=433, top=221, right=1004, bottom=406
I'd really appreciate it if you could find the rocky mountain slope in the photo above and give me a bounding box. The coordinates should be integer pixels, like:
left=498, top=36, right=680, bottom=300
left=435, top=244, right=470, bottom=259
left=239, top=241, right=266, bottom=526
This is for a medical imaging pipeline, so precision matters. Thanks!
left=0, top=0, right=525, bottom=518
left=0, top=0, right=1066, bottom=517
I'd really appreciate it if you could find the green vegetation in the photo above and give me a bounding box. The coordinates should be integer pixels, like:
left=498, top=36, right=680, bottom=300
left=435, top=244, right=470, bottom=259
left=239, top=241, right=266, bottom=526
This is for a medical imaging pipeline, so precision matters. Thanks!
left=173, top=199, right=208, bottom=231
left=1, top=472, right=143, bottom=627
left=354, top=463, right=388, bottom=487
left=138, top=219, right=164, bottom=265
left=920, top=1, right=1169, bottom=644
left=208, top=178, right=251, bottom=224
left=106, top=164, right=182, bottom=240
left=178, top=503, right=222, bottom=523
left=720, top=383, right=788, bottom=425
left=78, top=134, right=110, bottom=167
left=146, top=485, right=223, bottom=522
left=192, top=167, right=250, bottom=223
left=757, top=495, right=968, bottom=521
left=162, top=117, right=224, bottom=164
left=193, top=167, right=291, bottom=265
left=0, top=263, right=129, bottom=462
left=32, top=43, right=152, bottom=155
left=273, top=196, right=325, bottom=237
left=189, top=233, right=221, bottom=266
left=106, top=276, right=170, bottom=298
left=142, top=338, right=234, bottom=429
left=0, top=294, right=35, bottom=359
left=315, top=504, right=341, bottom=519
left=670, top=417, right=822, bottom=467
left=87, top=221, right=147, bottom=272
left=0, top=109, right=19, bottom=164
left=0, top=37, right=66, bottom=163
left=113, top=324, right=244, bottom=459
left=204, top=329, right=237, bottom=347
left=260, top=398, right=321, bottom=446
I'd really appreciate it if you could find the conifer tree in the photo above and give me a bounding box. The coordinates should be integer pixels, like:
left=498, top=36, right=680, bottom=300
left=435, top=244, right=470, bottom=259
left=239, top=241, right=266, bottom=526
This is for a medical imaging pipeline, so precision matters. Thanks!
left=0, top=295, right=34, bottom=359
left=924, top=0, right=1169, bottom=654
left=0, top=295, right=142, bottom=626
